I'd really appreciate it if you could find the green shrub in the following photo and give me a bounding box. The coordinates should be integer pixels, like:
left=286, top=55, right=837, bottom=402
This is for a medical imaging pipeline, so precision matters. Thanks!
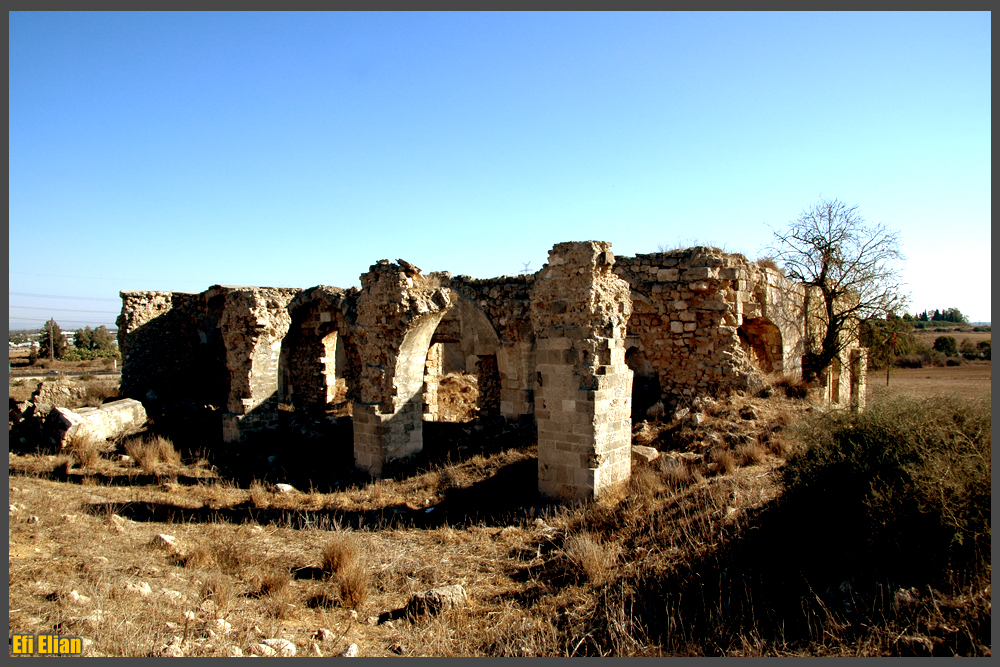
left=783, top=393, right=990, bottom=592
left=932, top=336, right=958, bottom=357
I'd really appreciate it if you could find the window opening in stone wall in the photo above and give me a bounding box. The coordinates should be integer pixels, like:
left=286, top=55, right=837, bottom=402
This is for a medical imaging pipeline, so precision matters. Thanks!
left=625, top=345, right=663, bottom=420
left=324, top=330, right=352, bottom=418
left=279, top=314, right=354, bottom=424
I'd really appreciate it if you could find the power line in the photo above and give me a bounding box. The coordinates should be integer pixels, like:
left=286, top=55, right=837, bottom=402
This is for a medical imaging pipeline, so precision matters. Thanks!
left=9, top=317, right=118, bottom=327
left=9, top=291, right=120, bottom=302
left=10, top=306, right=120, bottom=314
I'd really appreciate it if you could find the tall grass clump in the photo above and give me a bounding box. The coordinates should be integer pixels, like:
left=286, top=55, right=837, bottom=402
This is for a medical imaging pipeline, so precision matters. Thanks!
left=67, top=432, right=102, bottom=468
left=782, top=392, right=991, bottom=593
left=125, top=434, right=181, bottom=474
left=321, top=531, right=370, bottom=609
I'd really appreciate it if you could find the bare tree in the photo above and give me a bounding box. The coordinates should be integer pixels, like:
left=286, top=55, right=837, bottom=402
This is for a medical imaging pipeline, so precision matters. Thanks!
left=766, top=198, right=908, bottom=382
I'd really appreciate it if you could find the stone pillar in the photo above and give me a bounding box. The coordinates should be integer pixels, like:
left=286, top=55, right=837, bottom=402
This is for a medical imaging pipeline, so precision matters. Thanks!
left=850, top=347, right=867, bottom=413
left=351, top=259, right=454, bottom=476
left=530, top=241, right=633, bottom=502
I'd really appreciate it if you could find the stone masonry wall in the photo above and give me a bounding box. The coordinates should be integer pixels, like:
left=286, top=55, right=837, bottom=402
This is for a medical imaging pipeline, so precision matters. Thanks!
left=117, top=290, right=226, bottom=411
left=613, top=247, right=806, bottom=409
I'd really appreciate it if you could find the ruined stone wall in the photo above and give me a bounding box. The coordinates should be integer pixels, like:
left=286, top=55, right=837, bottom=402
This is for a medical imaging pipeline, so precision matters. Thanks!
left=117, top=290, right=227, bottom=411
left=119, top=239, right=865, bottom=500
left=613, top=247, right=806, bottom=408
left=351, top=261, right=456, bottom=475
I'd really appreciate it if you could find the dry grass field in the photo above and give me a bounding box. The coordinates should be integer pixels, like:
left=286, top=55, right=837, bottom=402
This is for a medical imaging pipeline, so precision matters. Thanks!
left=8, top=372, right=990, bottom=657
left=868, top=362, right=991, bottom=401
left=911, top=328, right=992, bottom=348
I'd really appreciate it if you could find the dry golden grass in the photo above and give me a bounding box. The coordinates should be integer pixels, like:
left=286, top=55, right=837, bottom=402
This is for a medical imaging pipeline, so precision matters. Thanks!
left=562, top=533, right=620, bottom=585
left=67, top=432, right=103, bottom=469
left=124, top=435, right=181, bottom=475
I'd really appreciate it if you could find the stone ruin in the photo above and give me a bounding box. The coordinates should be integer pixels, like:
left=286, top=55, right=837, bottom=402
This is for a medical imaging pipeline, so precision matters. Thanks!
left=117, top=241, right=866, bottom=502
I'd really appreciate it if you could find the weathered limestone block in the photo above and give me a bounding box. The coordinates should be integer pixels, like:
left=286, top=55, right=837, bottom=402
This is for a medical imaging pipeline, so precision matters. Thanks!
left=51, top=399, right=147, bottom=447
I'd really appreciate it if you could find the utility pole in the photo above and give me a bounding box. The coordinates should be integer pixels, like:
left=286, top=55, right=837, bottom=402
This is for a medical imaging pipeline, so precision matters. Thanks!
left=48, top=320, right=54, bottom=362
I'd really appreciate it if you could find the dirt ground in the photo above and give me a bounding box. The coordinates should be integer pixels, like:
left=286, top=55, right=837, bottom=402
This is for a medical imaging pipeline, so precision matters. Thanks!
left=868, top=362, right=991, bottom=401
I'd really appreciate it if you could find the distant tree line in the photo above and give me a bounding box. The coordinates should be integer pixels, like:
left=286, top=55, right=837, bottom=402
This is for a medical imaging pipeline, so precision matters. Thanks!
left=903, top=307, right=969, bottom=324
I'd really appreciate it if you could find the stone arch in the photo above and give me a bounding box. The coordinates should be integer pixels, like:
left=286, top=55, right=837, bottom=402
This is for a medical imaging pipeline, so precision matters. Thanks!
left=737, top=316, right=784, bottom=374
left=422, top=294, right=502, bottom=422
left=278, top=288, right=358, bottom=420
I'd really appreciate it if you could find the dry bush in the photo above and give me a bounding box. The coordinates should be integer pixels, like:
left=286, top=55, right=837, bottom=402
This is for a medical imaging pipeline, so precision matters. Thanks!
left=179, top=543, right=217, bottom=570
left=338, top=560, right=371, bottom=609
left=83, top=381, right=119, bottom=407
left=124, top=434, right=180, bottom=474
left=563, top=533, right=621, bottom=586
left=67, top=432, right=103, bottom=468
left=710, top=449, right=737, bottom=475
left=321, top=531, right=370, bottom=609
left=659, top=456, right=694, bottom=489
left=734, top=443, right=766, bottom=466
left=768, top=373, right=811, bottom=399
left=257, top=568, right=291, bottom=597
left=756, top=256, right=781, bottom=272
left=253, top=568, right=296, bottom=619
left=199, top=573, right=236, bottom=614
left=321, top=532, right=361, bottom=576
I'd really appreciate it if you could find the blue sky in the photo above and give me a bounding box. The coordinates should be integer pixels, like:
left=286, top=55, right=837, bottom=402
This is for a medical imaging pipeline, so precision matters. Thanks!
left=9, top=12, right=992, bottom=330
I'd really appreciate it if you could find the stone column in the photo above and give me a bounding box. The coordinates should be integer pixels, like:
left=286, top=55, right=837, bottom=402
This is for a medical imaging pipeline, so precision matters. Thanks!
left=850, top=347, right=867, bottom=413
left=220, top=288, right=295, bottom=442
left=351, top=260, right=453, bottom=476
left=530, top=241, right=633, bottom=502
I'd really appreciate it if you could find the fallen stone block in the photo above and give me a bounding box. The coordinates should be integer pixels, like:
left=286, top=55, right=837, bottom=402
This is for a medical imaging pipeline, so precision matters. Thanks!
left=51, top=399, right=147, bottom=447
left=631, top=445, right=660, bottom=465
